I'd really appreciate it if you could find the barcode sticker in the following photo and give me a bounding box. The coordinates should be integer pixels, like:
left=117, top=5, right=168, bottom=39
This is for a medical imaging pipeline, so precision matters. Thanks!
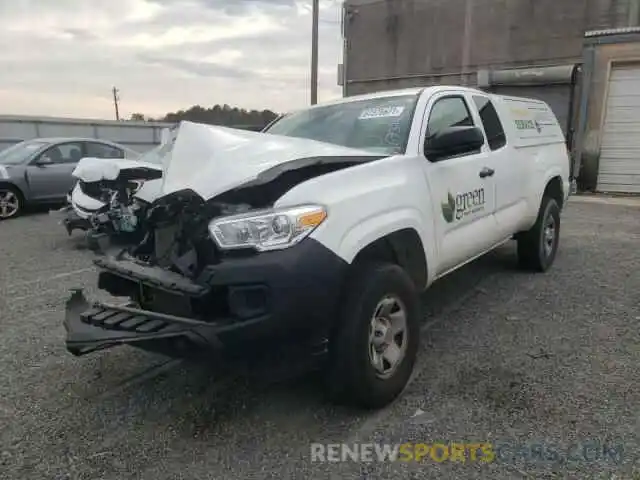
left=358, top=106, right=405, bottom=120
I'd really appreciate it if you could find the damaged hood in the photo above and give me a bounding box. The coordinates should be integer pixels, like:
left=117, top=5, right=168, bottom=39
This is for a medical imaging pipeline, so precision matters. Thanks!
left=161, top=121, right=383, bottom=200
left=72, top=157, right=163, bottom=183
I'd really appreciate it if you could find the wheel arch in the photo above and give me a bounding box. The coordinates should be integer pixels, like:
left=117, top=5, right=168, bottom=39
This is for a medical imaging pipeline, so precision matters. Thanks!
left=0, top=181, right=26, bottom=203
left=543, top=175, right=564, bottom=210
left=349, top=228, right=429, bottom=291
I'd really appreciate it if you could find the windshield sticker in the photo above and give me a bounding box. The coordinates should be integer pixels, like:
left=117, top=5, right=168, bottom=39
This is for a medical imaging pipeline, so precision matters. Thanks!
left=358, top=105, right=405, bottom=120
left=383, top=121, right=403, bottom=146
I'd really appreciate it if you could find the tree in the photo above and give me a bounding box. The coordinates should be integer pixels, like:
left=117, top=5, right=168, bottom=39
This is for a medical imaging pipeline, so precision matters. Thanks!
left=160, top=104, right=279, bottom=130
left=129, top=113, right=146, bottom=121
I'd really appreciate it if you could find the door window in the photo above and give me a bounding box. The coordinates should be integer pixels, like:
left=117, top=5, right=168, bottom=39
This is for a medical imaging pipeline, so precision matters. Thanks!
left=86, top=142, right=124, bottom=159
left=39, top=142, right=84, bottom=164
left=426, top=96, right=474, bottom=139
left=473, top=96, right=506, bottom=150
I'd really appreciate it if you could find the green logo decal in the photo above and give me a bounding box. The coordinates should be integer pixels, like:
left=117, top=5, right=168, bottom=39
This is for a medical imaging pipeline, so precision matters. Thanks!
left=514, top=119, right=542, bottom=133
left=441, top=192, right=456, bottom=223
left=441, top=188, right=486, bottom=223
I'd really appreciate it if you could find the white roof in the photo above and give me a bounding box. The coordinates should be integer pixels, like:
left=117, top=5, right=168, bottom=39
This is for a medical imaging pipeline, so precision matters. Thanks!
left=297, top=85, right=489, bottom=113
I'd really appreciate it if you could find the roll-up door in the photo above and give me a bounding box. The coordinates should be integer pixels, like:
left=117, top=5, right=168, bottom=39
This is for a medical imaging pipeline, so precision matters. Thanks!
left=597, top=64, right=640, bottom=193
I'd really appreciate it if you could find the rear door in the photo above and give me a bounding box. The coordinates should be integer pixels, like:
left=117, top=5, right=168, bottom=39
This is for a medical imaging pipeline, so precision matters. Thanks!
left=420, top=92, right=501, bottom=276
left=26, top=141, right=85, bottom=201
left=471, top=94, right=526, bottom=238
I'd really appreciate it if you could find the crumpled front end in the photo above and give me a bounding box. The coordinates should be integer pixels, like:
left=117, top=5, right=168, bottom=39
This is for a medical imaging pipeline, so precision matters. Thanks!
left=63, top=121, right=382, bottom=359
left=63, top=158, right=164, bottom=250
left=63, top=187, right=348, bottom=359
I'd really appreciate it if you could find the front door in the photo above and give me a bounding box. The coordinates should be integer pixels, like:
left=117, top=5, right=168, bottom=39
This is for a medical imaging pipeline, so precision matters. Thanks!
left=421, top=93, right=500, bottom=276
left=26, top=141, right=85, bottom=201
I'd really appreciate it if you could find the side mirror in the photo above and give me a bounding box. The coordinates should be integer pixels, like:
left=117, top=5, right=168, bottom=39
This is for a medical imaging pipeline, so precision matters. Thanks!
left=424, top=126, right=485, bottom=162
left=35, top=155, right=53, bottom=166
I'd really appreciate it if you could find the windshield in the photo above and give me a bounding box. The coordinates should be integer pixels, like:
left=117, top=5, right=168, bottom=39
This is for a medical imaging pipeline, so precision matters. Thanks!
left=0, top=140, right=49, bottom=165
left=264, top=94, right=419, bottom=154
left=136, top=136, right=175, bottom=165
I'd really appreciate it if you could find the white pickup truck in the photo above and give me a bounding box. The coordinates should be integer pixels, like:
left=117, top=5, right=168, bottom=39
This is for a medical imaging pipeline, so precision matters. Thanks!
left=64, top=86, right=570, bottom=410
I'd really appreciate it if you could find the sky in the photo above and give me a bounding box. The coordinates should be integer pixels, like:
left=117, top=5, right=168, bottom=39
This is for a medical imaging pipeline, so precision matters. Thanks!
left=0, top=0, right=344, bottom=120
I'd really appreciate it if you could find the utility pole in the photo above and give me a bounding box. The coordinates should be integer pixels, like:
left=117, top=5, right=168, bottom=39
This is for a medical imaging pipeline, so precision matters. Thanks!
left=310, top=0, right=319, bottom=105
left=460, top=0, right=473, bottom=85
left=112, top=87, right=120, bottom=121
left=341, top=2, right=349, bottom=98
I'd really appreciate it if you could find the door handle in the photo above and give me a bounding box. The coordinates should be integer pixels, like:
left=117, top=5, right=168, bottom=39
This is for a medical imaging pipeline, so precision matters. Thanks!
left=479, top=167, right=495, bottom=178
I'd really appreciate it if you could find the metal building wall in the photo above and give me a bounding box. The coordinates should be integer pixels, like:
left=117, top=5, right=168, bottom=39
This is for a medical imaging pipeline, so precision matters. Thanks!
left=343, top=0, right=638, bottom=95
left=0, top=115, right=174, bottom=153
left=574, top=28, right=640, bottom=191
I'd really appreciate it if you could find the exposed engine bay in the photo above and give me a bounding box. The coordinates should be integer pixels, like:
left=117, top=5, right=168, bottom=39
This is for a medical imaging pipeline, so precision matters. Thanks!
left=84, top=179, right=147, bottom=233
left=113, top=153, right=377, bottom=281
left=80, top=121, right=387, bottom=298
left=126, top=190, right=251, bottom=278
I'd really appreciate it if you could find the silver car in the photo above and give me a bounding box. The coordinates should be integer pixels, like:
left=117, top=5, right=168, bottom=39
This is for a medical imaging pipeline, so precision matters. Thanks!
left=0, top=137, right=139, bottom=219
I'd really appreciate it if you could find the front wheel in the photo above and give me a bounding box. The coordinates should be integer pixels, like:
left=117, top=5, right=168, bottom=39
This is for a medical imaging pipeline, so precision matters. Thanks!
left=326, top=262, right=421, bottom=409
left=0, top=185, right=24, bottom=220
left=517, top=196, right=561, bottom=272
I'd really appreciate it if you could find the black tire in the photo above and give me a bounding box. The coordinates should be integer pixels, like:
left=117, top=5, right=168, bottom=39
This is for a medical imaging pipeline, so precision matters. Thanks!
left=326, top=262, right=421, bottom=409
left=517, top=196, right=561, bottom=272
left=0, top=184, right=24, bottom=220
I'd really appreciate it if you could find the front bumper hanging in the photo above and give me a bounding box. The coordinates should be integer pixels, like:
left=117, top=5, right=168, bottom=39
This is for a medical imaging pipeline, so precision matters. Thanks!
left=63, top=289, right=225, bottom=356
left=64, top=237, right=350, bottom=359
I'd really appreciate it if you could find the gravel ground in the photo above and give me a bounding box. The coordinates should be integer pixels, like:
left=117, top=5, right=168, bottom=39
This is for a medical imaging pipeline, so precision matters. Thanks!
left=0, top=199, right=638, bottom=480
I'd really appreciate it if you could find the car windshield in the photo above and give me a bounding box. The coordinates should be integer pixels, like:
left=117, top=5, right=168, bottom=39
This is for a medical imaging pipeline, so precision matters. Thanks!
left=264, top=94, right=419, bottom=155
left=136, top=137, right=175, bottom=165
left=0, top=140, right=49, bottom=165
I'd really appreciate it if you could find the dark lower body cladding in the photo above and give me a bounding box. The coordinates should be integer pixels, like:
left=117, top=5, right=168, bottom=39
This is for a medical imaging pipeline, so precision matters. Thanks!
left=64, top=238, right=348, bottom=362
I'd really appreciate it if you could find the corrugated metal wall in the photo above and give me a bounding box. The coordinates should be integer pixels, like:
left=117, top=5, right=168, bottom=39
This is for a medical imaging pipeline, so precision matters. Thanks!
left=0, top=115, right=174, bottom=153
left=344, top=0, right=637, bottom=95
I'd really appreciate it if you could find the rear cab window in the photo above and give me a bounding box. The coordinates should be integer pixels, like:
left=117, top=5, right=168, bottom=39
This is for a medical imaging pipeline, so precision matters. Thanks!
left=472, top=95, right=507, bottom=151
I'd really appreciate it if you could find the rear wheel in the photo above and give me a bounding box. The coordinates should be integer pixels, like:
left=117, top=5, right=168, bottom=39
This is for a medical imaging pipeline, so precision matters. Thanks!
left=326, top=262, right=420, bottom=409
left=0, top=185, right=23, bottom=220
left=517, top=196, right=561, bottom=272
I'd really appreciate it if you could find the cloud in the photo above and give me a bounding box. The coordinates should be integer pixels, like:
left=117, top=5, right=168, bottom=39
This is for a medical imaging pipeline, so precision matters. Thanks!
left=0, top=0, right=343, bottom=119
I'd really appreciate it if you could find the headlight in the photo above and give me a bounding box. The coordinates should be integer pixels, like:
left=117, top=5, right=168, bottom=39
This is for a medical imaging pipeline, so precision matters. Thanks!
left=208, top=205, right=327, bottom=252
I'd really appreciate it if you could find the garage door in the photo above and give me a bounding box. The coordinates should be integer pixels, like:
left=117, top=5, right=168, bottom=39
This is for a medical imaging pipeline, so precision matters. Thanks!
left=597, top=64, right=640, bottom=193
